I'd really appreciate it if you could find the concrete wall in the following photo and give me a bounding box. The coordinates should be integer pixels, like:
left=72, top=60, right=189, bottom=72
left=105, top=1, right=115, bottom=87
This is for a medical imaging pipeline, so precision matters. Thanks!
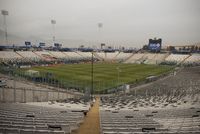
left=0, top=87, right=75, bottom=103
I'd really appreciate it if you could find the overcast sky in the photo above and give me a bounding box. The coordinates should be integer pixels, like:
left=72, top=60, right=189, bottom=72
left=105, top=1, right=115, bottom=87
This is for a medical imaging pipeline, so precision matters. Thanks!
left=0, top=0, right=200, bottom=48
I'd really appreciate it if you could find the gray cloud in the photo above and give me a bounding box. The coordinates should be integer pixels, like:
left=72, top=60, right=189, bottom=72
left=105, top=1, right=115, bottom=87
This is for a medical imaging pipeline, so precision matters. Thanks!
left=0, top=0, right=200, bottom=48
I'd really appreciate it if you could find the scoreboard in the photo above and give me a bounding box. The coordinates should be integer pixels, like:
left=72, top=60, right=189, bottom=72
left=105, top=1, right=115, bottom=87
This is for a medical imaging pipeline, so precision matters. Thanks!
left=148, top=38, right=162, bottom=52
left=25, top=41, right=31, bottom=46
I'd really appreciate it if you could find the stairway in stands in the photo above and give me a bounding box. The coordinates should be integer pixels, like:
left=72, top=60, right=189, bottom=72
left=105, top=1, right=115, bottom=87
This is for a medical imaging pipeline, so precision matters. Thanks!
left=72, top=98, right=100, bottom=134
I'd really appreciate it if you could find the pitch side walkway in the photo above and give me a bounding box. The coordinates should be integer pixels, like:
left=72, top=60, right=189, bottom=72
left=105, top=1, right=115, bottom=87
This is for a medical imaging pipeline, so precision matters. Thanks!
left=72, top=97, right=100, bottom=134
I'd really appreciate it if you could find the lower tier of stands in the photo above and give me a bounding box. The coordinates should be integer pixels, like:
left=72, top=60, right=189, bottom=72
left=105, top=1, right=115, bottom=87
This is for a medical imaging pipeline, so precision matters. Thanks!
left=0, top=98, right=90, bottom=134
left=100, top=107, right=200, bottom=134
left=100, top=67, right=200, bottom=134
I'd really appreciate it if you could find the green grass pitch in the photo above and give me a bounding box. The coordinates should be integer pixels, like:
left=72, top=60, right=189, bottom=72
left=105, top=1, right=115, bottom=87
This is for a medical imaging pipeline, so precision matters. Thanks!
left=24, top=63, right=173, bottom=93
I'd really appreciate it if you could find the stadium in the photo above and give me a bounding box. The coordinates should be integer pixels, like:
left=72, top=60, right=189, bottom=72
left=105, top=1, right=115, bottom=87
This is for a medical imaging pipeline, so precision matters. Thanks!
left=0, top=0, right=200, bottom=134
left=0, top=40, right=200, bottom=134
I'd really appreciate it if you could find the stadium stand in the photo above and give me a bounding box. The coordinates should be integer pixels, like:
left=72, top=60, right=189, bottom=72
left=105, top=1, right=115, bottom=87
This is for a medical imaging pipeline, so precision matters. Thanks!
left=143, top=53, right=157, bottom=64
left=16, top=51, right=41, bottom=61
left=100, top=108, right=200, bottom=134
left=115, top=52, right=133, bottom=62
left=124, top=53, right=145, bottom=63
left=63, top=52, right=83, bottom=61
left=0, top=50, right=199, bottom=66
left=34, top=51, right=57, bottom=61
left=77, top=52, right=92, bottom=60
left=0, top=98, right=90, bottom=134
left=94, top=52, right=106, bottom=61
left=165, top=54, right=190, bottom=64
left=0, top=51, right=22, bottom=61
left=143, top=53, right=169, bottom=64
left=48, top=51, right=68, bottom=59
left=105, top=52, right=119, bottom=61
left=153, top=53, right=170, bottom=64
left=100, top=67, right=200, bottom=134
left=0, top=49, right=200, bottom=134
left=184, top=54, right=200, bottom=65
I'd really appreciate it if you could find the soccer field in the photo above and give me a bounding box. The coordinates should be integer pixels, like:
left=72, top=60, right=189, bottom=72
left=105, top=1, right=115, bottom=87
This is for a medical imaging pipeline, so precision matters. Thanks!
left=22, top=63, right=173, bottom=93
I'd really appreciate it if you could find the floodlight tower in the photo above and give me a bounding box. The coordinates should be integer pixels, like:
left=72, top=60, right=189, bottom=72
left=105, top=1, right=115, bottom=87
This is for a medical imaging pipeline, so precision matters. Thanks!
left=51, top=19, right=56, bottom=44
left=98, top=22, right=103, bottom=49
left=1, top=10, right=9, bottom=45
left=98, top=22, right=103, bottom=31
